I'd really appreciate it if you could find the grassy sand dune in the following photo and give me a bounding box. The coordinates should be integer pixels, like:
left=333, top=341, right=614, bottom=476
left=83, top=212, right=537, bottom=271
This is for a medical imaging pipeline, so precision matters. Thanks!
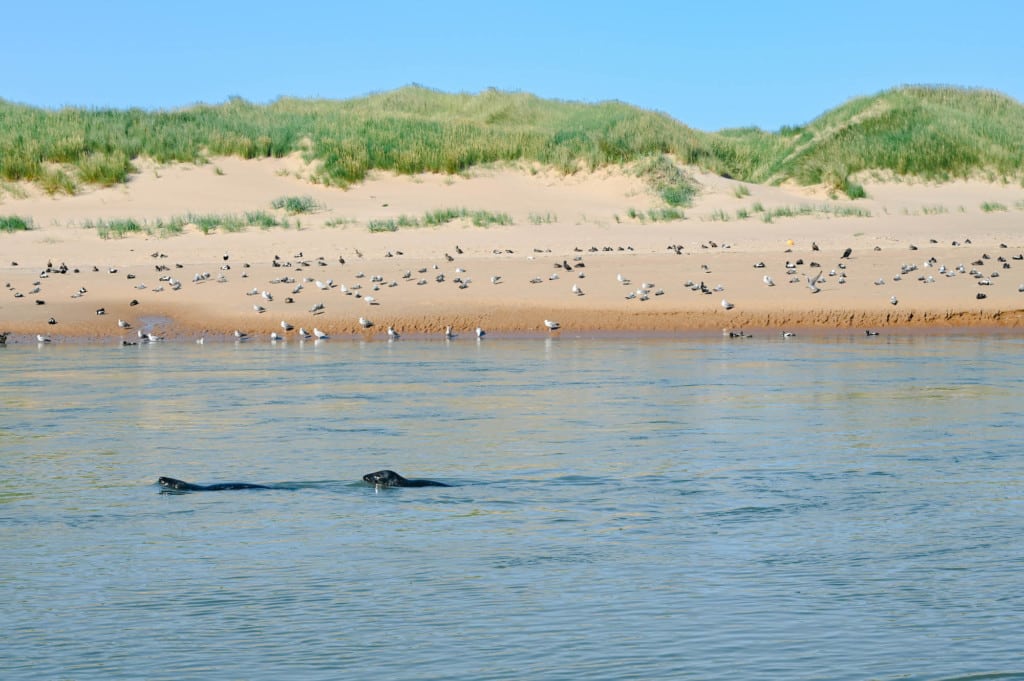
left=2, top=85, right=1021, bottom=198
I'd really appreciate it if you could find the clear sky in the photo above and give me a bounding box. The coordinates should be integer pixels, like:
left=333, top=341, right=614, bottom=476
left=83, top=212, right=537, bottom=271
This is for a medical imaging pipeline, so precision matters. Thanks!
left=4, top=0, right=1021, bottom=132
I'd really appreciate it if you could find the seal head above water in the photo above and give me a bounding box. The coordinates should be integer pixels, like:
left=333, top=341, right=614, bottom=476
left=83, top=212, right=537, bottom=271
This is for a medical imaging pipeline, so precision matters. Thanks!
left=158, top=476, right=271, bottom=492
left=362, top=470, right=450, bottom=488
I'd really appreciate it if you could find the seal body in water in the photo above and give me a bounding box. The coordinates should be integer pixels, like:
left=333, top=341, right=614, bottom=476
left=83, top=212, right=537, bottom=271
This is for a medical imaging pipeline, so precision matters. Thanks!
left=158, top=476, right=271, bottom=491
left=362, top=470, right=450, bottom=488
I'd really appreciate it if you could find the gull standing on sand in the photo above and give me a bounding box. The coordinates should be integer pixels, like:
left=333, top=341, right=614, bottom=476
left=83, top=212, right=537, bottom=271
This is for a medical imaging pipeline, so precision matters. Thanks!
left=118, top=319, right=131, bottom=329
left=281, top=320, right=294, bottom=331
left=359, top=316, right=373, bottom=329
left=313, top=328, right=329, bottom=340
left=544, top=319, right=560, bottom=331
left=721, top=299, right=734, bottom=310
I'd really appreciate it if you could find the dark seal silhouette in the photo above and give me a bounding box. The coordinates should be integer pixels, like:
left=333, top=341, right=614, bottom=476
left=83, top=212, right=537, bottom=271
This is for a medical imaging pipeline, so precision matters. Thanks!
left=158, top=476, right=271, bottom=492
left=362, top=470, right=450, bottom=488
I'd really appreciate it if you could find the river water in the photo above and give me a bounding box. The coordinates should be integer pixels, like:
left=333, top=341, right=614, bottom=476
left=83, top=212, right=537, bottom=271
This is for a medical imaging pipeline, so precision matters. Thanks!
left=2, top=334, right=1023, bottom=680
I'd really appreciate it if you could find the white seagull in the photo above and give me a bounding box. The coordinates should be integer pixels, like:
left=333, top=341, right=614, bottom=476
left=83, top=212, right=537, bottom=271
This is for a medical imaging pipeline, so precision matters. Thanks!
left=281, top=321, right=293, bottom=331
left=476, top=326, right=486, bottom=338
left=544, top=319, right=560, bottom=331
left=445, top=325, right=456, bottom=339
left=37, top=334, right=52, bottom=343
left=118, top=319, right=131, bottom=328
left=298, top=327, right=312, bottom=339
left=808, top=272, right=822, bottom=294
left=721, top=299, right=734, bottom=310
left=313, top=327, right=329, bottom=340
left=387, top=326, right=400, bottom=340
left=359, top=316, right=373, bottom=329
left=270, top=331, right=283, bottom=341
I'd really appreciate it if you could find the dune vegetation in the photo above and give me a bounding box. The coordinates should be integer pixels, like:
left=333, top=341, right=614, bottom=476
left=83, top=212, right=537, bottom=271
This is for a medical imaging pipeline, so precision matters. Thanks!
left=0, top=85, right=1021, bottom=200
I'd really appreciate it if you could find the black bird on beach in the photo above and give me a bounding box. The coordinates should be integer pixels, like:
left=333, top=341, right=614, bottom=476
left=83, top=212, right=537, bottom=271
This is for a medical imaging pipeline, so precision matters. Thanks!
left=841, top=247, right=853, bottom=259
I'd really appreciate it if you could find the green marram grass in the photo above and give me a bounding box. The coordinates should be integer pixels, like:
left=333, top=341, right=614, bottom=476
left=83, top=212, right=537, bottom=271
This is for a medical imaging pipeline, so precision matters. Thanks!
left=82, top=211, right=292, bottom=238
left=83, top=218, right=144, bottom=239
left=369, top=207, right=513, bottom=232
left=1, top=85, right=1021, bottom=196
left=271, top=195, right=320, bottom=214
left=1, top=215, right=33, bottom=232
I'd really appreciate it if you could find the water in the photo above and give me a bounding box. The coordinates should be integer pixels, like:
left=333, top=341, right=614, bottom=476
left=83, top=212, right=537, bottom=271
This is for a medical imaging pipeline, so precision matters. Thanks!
left=2, top=335, right=1023, bottom=680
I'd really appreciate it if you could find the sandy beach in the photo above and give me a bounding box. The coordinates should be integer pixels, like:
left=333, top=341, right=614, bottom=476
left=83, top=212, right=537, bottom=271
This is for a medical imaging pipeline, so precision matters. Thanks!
left=2, top=156, right=1023, bottom=343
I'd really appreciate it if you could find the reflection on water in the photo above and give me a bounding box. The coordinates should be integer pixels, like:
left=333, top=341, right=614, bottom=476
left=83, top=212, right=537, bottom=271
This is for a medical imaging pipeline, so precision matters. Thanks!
left=2, top=335, right=1024, bottom=680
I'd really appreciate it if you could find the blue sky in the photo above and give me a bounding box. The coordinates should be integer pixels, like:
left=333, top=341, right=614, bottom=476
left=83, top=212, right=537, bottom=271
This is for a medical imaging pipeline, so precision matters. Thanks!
left=5, top=1, right=1020, bottom=131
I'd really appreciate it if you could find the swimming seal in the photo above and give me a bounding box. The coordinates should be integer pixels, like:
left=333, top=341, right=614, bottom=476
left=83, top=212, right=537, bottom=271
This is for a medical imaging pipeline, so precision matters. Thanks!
left=158, top=476, right=271, bottom=491
left=362, top=470, right=450, bottom=488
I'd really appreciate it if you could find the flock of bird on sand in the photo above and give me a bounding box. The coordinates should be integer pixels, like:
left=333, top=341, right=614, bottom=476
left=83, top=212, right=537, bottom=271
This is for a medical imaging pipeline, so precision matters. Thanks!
left=4, top=235, right=1023, bottom=345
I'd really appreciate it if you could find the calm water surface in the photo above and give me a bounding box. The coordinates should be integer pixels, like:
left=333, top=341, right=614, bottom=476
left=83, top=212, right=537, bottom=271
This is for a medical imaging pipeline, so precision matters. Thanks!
left=2, top=335, right=1023, bottom=680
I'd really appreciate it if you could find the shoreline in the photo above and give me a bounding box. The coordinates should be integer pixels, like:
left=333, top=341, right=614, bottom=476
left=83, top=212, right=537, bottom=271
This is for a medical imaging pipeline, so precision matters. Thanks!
left=4, top=306, right=1024, bottom=346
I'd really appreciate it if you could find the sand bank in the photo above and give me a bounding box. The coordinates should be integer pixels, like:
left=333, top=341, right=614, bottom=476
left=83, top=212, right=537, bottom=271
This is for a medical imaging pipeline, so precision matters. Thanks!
left=2, top=158, right=1023, bottom=343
